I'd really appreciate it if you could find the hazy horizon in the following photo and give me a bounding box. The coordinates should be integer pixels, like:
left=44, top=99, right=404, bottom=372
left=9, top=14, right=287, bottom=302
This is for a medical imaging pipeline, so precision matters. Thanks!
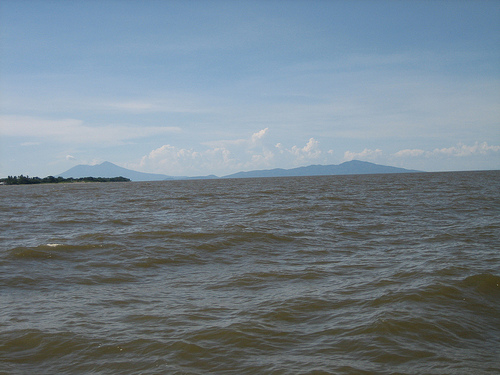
left=1, top=1, right=499, bottom=177
left=5, top=159, right=500, bottom=181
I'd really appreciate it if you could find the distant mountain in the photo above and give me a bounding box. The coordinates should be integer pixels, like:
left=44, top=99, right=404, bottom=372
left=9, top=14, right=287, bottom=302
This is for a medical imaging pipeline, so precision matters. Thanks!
left=58, top=160, right=421, bottom=182
left=181, top=175, right=219, bottom=180
left=58, top=162, right=172, bottom=182
left=222, top=160, right=421, bottom=179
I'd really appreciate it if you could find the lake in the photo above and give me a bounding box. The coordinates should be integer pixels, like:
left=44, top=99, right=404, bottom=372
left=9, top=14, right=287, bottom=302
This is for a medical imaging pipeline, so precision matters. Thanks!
left=1, top=171, right=499, bottom=374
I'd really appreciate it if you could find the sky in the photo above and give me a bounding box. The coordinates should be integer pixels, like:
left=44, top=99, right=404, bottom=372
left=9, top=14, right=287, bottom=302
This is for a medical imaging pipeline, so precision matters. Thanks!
left=1, top=0, right=499, bottom=177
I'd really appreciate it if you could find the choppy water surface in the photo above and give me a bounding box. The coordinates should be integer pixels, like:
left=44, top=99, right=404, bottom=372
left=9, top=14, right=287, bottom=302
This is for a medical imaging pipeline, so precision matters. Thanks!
left=1, top=171, right=499, bottom=374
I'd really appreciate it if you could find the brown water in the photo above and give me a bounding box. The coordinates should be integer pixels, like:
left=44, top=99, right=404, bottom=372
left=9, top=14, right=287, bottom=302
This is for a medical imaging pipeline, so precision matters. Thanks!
left=1, top=171, right=499, bottom=374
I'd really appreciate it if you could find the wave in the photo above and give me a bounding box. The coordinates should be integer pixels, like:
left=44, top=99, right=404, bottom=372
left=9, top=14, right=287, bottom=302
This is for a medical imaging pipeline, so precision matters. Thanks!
left=75, top=274, right=139, bottom=285
left=1, top=171, right=499, bottom=374
left=6, top=243, right=108, bottom=260
left=209, top=268, right=331, bottom=290
left=132, top=253, right=206, bottom=267
left=461, top=273, right=500, bottom=296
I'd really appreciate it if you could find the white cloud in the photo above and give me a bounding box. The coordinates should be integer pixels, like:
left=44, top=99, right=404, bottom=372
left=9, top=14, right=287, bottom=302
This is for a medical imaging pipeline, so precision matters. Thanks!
left=275, top=137, right=322, bottom=162
left=1, top=116, right=84, bottom=138
left=432, top=142, right=500, bottom=157
left=203, top=128, right=269, bottom=149
left=250, top=127, right=268, bottom=143
left=138, top=128, right=274, bottom=175
left=137, top=144, right=236, bottom=176
left=137, top=130, right=330, bottom=176
left=393, top=142, right=500, bottom=158
left=341, top=142, right=500, bottom=172
left=393, top=149, right=426, bottom=158
left=343, top=148, right=383, bottom=161
left=0, top=115, right=180, bottom=145
left=291, top=138, right=322, bottom=159
left=65, top=154, right=76, bottom=160
left=102, top=97, right=213, bottom=114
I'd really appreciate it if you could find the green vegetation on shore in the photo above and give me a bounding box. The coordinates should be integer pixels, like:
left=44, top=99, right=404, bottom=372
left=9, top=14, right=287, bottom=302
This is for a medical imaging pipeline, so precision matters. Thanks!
left=0, top=175, right=130, bottom=185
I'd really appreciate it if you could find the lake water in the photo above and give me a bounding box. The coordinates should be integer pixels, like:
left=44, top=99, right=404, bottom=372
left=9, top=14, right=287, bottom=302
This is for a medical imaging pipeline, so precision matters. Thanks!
left=1, top=171, right=499, bottom=374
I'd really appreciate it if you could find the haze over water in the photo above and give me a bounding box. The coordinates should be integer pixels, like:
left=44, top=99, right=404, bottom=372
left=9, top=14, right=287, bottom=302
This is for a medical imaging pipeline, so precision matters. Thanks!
left=1, top=171, right=499, bottom=374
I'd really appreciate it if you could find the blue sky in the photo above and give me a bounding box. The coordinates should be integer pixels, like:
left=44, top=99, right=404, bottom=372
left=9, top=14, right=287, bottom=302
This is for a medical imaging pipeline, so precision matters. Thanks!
left=1, top=0, right=499, bottom=177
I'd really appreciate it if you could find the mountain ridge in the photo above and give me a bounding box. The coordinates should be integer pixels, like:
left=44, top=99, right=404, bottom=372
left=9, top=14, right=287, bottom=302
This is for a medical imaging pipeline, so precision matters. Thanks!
left=58, top=160, right=421, bottom=182
left=223, top=160, right=420, bottom=178
left=58, top=161, right=173, bottom=182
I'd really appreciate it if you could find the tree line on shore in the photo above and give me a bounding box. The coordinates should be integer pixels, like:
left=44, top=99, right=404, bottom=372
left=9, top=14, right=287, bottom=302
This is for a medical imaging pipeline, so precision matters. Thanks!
left=0, top=175, right=130, bottom=185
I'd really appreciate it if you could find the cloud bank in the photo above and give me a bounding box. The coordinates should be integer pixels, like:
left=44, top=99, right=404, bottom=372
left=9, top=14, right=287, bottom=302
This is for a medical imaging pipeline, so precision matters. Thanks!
left=136, top=127, right=500, bottom=176
left=0, top=115, right=180, bottom=145
left=137, top=129, right=329, bottom=176
left=393, top=142, right=500, bottom=158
